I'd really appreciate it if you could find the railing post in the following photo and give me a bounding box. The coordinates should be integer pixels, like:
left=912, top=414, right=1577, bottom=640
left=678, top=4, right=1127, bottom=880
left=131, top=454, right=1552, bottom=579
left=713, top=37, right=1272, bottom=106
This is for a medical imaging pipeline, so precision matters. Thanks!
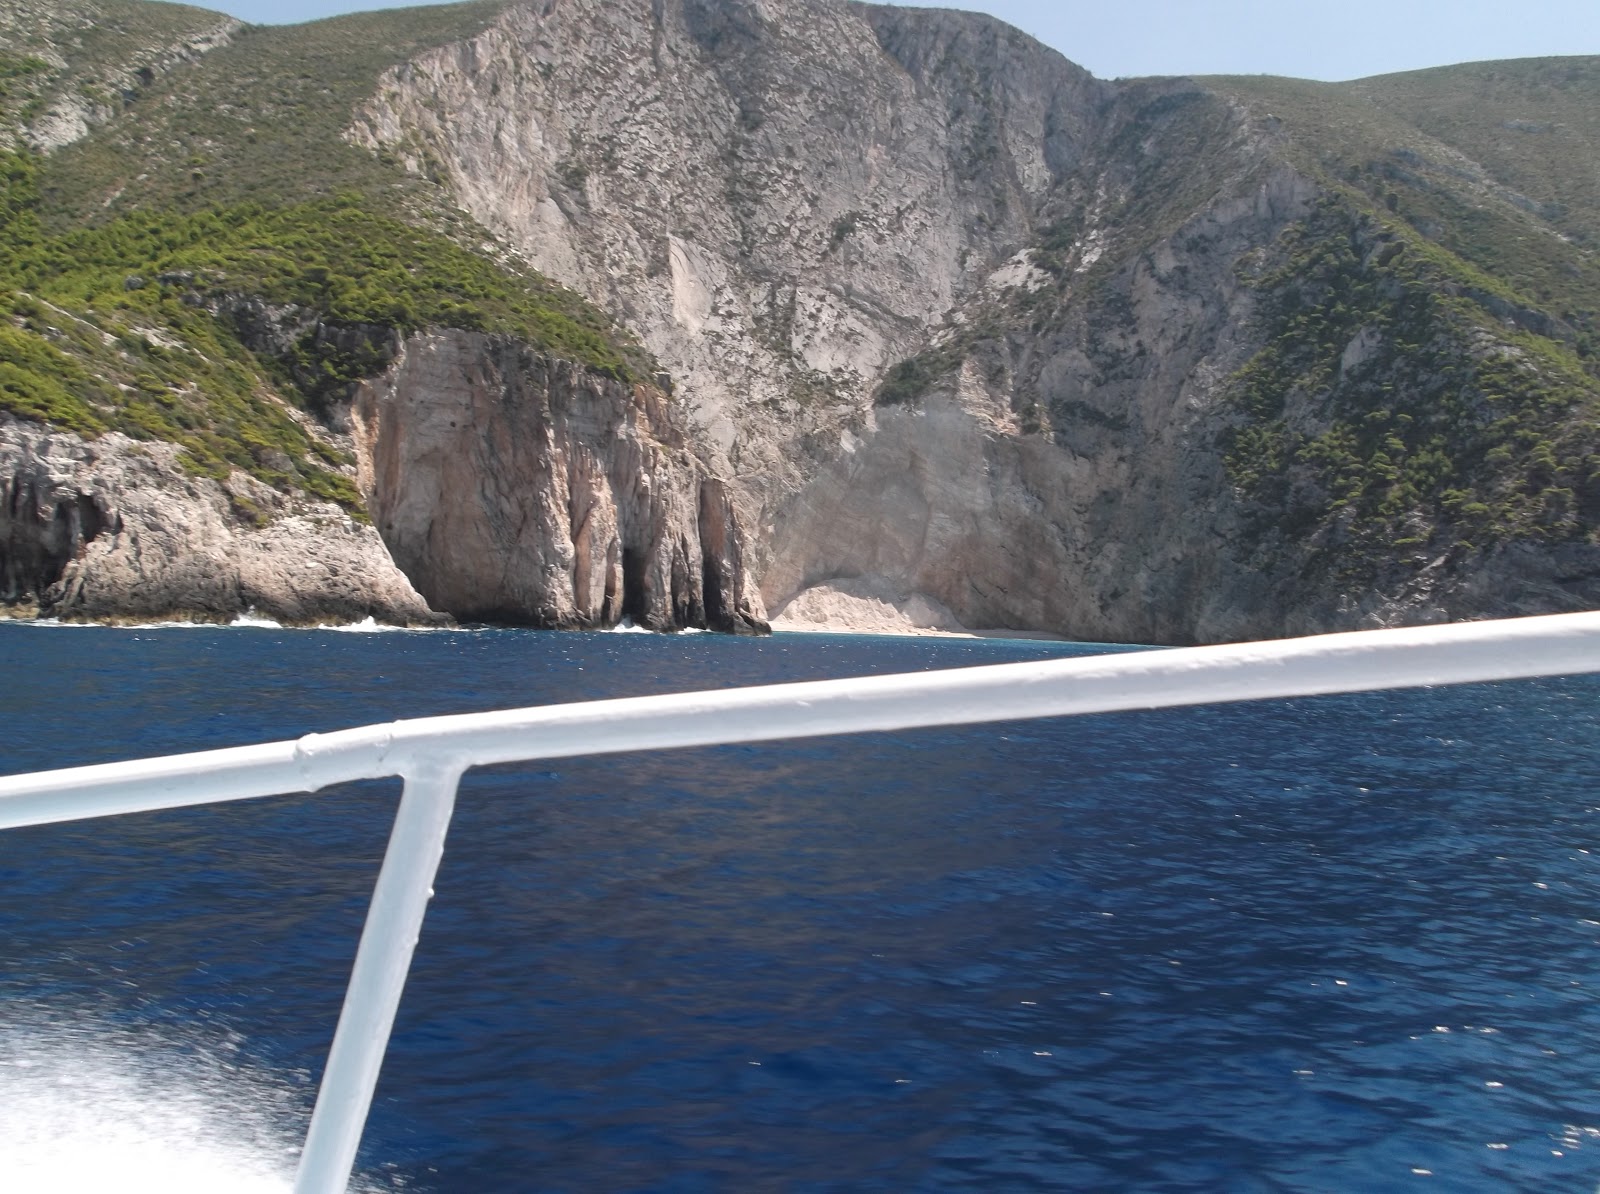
left=294, top=760, right=464, bottom=1194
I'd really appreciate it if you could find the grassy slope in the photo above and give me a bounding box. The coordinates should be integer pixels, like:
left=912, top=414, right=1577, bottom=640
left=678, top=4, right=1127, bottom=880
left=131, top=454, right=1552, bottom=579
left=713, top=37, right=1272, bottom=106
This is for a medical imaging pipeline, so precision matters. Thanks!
left=1, top=0, right=654, bottom=520
left=0, top=0, right=234, bottom=148
left=1193, top=62, right=1600, bottom=576
left=36, top=0, right=505, bottom=220
left=1351, top=57, right=1600, bottom=253
left=1212, top=63, right=1600, bottom=319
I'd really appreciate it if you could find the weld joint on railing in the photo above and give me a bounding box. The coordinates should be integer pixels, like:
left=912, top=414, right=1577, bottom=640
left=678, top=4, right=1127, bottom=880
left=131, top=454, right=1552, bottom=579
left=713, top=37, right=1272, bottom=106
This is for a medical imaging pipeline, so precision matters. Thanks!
left=398, top=754, right=470, bottom=787
left=291, top=725, right=401, bottom=791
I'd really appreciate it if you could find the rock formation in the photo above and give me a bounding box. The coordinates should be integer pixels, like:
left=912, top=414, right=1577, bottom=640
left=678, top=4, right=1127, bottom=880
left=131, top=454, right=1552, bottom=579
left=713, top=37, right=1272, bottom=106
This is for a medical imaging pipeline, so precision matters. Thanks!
left=348, top=330, right=767, bottom=633
left=0, top=415, right=440, bottom=625
left=346, top=0, right=1087, bottom=525
left=344, top=0, right=1599, bottom=642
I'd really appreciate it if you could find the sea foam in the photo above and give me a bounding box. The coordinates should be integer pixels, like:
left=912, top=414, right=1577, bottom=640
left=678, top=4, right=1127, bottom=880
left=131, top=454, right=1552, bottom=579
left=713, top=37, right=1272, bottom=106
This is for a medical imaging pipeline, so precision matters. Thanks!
left=0, top=1017, right=391, bottom=1193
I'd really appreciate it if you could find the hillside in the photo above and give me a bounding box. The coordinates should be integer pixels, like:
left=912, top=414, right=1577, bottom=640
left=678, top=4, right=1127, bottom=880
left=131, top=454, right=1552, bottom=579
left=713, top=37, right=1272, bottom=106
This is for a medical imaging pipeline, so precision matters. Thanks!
left=1186, top=64, right=1598, bottom=616
left=1351, top=56, right=1600, bottom=254
left=1, top=0, right=1597, bottom=639
left=0, top=1, right=773, bottom=632
left=1, top=0, right=651, bottom=469
left=0, top=0, right=237, bottom=153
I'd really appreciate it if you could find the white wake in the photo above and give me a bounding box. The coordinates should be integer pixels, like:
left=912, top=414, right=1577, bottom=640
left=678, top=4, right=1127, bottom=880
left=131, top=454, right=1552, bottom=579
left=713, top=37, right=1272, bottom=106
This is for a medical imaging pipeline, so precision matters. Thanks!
left=0, top=1019, right=392, bottom=1193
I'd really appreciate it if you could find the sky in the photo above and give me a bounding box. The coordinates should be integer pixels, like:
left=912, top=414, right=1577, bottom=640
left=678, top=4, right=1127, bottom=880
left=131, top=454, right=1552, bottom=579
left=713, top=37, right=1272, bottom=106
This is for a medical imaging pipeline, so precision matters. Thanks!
left=203, top=0, right=1600, bottom=83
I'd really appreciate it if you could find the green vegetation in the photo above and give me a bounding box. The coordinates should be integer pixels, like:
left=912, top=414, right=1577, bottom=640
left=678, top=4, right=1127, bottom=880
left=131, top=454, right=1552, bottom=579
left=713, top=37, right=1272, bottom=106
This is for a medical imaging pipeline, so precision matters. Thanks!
left=37, top=0, right=508, bottom=223
left=1202, top=62, right=1600, bottom=578
left=0, top=141, right=653, bottom=515
left=1, top=282, right=366, bottom=509
left=1221, top=195, right=1600, bottom=571
left=0, top=0, right=237, bottom=138
left=25, top=190, right=648, bottom=379
left=874, top=340, right=968, bottom=407
left=0, top=52, right=51, bottom=136
left=0, top=55, right=50, bottom=100
left=1351, top=57, right=1600, bottom=253
left=0, top=24, right=388, bottom=496
left=1029, top=212, right=1084, bottom=278
left=1209, top=67, right=1600, bottom=322
left=872, top=308, right=1022, bottom=409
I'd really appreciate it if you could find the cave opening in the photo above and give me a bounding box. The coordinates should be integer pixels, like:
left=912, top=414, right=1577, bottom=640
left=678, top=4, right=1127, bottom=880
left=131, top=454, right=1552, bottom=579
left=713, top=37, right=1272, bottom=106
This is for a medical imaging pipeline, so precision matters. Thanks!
left=1, top=490, right=112, bottom=605
left=701, top=554, right=727, bottom=630
left=620, top=546, right=647, bottom=626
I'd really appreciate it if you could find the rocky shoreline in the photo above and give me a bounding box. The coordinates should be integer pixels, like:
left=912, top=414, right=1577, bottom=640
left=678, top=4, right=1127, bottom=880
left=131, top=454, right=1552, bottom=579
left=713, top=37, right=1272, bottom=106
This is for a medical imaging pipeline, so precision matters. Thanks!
left=0, top=326, right=775, bottom=635
left=0, top=415, right=443, bottom=628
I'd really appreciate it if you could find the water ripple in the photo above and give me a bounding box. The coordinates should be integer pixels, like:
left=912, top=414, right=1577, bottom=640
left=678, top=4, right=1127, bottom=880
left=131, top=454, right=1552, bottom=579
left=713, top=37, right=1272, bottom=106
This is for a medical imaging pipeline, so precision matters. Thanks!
left=2, top=626, right=1598, bottom=1190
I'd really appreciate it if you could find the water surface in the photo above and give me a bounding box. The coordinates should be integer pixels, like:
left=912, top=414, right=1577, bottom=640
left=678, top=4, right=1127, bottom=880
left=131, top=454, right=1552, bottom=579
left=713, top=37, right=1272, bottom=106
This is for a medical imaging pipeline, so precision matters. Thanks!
left=1, top=623, right=1597, bottom=1191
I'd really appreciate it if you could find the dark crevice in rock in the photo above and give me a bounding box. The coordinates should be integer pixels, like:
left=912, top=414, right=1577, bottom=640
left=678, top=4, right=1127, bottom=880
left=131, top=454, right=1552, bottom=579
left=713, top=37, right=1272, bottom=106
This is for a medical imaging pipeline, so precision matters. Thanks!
left=1, top=472, right=117, bottom=607
left=702, top=552, right=727, bottom=629
left=699, top=477, right=767, bottom=634
left=620, top=545, right=648, bottom=627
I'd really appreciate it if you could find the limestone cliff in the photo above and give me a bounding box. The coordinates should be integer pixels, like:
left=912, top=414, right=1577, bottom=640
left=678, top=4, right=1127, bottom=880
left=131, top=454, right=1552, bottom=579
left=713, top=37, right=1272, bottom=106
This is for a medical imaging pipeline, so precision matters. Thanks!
left=344, top=0, right=1600, bottom=642
left=341, top=0, right=1306, bottom=640
left=346, top=0, right=1094, bottom=516
left=0, top=415, right=440, bottom=625
left=347, top=330, right=767, bottom=633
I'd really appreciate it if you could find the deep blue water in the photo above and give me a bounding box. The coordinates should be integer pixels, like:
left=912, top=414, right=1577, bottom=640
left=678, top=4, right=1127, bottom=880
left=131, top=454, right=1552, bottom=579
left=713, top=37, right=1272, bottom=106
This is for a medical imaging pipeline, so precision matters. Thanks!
left=2, top=622, right=1599, bottom=1192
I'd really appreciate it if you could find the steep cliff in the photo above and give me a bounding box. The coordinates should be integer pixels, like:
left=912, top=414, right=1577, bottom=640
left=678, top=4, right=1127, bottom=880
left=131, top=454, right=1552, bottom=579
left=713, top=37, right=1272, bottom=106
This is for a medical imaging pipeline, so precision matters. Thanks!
left=348, top=329, right=766, bottom=633
left=345, top=0, right=1099, bottom=528
left=343, top=0, right=1600, bottom=641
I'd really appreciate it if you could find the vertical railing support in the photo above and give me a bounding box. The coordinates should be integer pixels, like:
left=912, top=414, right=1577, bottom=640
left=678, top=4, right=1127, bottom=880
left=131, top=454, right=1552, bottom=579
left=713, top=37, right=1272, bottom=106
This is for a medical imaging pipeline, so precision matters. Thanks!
left=294, top=761, right=464, bottom=1194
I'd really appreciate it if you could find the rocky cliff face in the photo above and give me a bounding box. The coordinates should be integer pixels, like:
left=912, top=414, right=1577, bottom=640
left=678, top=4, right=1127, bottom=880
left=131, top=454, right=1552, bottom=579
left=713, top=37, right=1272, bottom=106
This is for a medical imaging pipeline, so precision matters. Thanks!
left=345, top=0, right=1097, bottom=517
left=339, top=0, right=1313, bottom=639
left=0, top=322, right=768, bottom=632
left=347, top=329, right=767, bottom=633
left=0, top=414, right=440, bottom=625
left=344, top=0, right=1600, bottom=642
left=6, top=0, right=1595, bottom=641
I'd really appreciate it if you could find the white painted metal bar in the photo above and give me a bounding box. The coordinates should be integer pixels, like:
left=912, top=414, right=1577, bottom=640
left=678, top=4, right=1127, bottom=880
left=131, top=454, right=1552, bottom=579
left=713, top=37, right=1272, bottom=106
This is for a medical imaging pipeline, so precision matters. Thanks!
left=5, top=612, right=1600, bottom=833
left=4, top=610, right=1600, bottom=1193
left=294, top=761, right=463, bottom=1194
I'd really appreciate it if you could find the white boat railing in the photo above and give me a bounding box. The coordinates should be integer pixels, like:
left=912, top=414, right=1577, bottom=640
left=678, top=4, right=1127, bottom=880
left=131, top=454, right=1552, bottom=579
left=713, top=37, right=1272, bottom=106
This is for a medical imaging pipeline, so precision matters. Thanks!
left=5, top=611, right=1600, bottom=1193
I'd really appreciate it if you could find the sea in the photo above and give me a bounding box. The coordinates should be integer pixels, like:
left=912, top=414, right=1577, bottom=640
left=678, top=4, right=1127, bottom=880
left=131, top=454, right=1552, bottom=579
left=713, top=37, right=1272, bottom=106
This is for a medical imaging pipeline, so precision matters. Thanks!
left=1, top=620, right=1597, bottom=1193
